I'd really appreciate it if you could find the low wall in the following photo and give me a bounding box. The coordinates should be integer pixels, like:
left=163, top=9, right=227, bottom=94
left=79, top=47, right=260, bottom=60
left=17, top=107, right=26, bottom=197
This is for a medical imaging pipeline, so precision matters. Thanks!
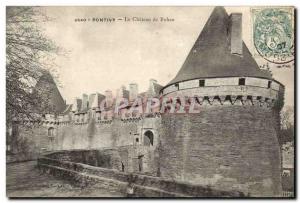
left=37, top=151, right=245, bottom=197
left=45, top=149, right=122, bottom=169
left=43, top=147, right=158, bottom=175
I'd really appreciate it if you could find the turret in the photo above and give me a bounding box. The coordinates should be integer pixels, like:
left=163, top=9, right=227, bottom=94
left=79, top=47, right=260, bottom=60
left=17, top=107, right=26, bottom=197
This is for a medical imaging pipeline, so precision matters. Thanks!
left=159, top=7, right=284, bottom=197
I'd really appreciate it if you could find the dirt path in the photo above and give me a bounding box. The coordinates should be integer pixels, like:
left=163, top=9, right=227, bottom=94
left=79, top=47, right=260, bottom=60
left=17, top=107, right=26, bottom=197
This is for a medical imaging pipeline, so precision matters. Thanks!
left=6, top=161, right=124, bottom=198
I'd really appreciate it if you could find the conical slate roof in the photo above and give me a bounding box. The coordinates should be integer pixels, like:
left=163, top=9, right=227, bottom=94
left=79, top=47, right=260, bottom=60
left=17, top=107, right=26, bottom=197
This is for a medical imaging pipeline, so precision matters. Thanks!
left=167, top=7, right=272, bottom=86
left=33, top=70, right=66, bottom=113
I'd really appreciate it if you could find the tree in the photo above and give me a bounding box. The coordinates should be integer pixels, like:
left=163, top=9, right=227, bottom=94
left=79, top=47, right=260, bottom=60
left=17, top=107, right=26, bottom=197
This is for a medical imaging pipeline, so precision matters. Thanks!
left=279, top=106, right=294, bottom=145
left=6, top=7, right=60, bottom=123
left=281, top=106, right=294, bottom=130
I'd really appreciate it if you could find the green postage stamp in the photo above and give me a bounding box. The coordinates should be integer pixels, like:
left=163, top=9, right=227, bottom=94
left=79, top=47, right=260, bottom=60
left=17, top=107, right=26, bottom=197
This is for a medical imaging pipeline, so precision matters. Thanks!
left=251, top=7, right=294, bottom=64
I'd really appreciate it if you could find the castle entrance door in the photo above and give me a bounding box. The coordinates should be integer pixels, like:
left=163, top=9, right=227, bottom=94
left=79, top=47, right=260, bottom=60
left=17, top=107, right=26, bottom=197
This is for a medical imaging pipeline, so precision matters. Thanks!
left=143, top=130, right=154, bottom=146
left=138, top=155, right=144, bottom=172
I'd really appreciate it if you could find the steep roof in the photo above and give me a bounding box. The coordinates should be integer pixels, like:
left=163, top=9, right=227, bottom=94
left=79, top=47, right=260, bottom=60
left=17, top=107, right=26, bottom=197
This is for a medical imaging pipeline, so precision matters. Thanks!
left=61, top=104, right=72, bottom=115
left=33, top=70, right=66, bottom=113
left=167, top=7, right=272, bottom=86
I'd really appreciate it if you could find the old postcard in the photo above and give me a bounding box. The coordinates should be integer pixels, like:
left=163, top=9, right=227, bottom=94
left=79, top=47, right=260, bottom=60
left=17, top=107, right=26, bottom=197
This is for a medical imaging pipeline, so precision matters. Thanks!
left=6, top=6, right=295, bottom=198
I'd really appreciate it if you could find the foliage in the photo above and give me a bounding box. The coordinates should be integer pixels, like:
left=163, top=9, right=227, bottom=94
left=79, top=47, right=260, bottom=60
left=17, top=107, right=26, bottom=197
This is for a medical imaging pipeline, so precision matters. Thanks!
left=279, top=128, right=294, bottom=145
left=280, top=106, right=294, bottom=130
left=6, top=7, right=60, bottom=123
left=279, top=106, right=294, bottom=145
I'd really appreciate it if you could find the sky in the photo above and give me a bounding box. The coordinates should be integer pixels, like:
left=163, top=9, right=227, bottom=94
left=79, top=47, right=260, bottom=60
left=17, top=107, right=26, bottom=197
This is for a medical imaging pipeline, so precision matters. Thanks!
left=40, top=6, right=294, bottom=107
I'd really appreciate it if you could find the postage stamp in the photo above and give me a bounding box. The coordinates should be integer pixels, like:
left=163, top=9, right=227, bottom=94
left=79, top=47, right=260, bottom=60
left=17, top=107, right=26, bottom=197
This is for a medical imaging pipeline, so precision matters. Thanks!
left=251, top=7, right=294, bottom=64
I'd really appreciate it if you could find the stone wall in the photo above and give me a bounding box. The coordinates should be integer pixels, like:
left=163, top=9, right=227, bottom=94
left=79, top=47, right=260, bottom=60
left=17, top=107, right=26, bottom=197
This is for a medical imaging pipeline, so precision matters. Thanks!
left=37, top=153, right=245, bottom=197
left=45, top=149, right=121, bottom=169
left=44, top=146, right=159, bottom=176
left=56, top=117, right=161, bottom=150
left=159, top=105, right=282, bottom=197
left=7, top=123, right=51, bottom=162
left=162, top=77, right=282, bottom=98
left=11, top=116, right=161, bottom=163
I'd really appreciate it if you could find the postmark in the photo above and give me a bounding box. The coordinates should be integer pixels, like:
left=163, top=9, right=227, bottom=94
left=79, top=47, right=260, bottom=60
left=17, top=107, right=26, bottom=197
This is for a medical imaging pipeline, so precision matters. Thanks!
left=252, top=7, right=294, bottom=64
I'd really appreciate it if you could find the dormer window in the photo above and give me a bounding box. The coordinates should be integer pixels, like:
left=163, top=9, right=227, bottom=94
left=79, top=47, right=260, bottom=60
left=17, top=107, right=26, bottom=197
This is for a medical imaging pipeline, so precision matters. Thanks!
left=199, top=80, right=205, bottom=87
left=239, top=78, right=245, bottom=86
left=268, top=81, right=272, bottom=89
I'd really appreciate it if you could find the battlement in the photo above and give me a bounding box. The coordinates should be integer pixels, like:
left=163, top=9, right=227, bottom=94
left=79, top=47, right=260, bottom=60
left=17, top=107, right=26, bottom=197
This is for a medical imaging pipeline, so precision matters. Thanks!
left=161, top=76, right=284, bottom=110
left=16, top=111, right=162, bottom=127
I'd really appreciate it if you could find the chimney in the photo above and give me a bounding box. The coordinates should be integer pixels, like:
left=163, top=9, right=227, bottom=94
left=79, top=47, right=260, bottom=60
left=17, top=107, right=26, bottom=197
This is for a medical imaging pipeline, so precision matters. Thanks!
left=129, top=83, right=138, bottom=101
left=116, top=86, right=125, bottom=98
left=97, top=93, right=105, bottom=106
left=72, top=97, right=82, bottom=112
left=229, top=13, right=242, bottom=55
left=89, top=93, right=96, bottom=109
left=81, top=94, right=88, bottom=110
left=148, top=79, right=157, bottom=96
left=71, top=98, right=77, bottom=112
left=105, top=90, right=113, bottom=107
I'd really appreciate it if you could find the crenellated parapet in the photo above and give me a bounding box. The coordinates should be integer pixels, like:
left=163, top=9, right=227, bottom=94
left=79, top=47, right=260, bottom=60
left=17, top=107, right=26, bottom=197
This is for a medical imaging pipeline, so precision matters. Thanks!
left=15, top=119, right=63, bottom=127
left=191, top=95, right=277, bottom=108
left=95, top=119, right=113, bottom=124
left=161, top=76, right=284, bottom=110
left=18, top=111, right=162, bottom=127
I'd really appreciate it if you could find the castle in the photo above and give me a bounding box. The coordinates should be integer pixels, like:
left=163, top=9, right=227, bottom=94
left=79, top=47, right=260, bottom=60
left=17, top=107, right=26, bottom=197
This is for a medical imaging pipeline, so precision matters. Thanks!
left=8, top=7, right=284, bottom=197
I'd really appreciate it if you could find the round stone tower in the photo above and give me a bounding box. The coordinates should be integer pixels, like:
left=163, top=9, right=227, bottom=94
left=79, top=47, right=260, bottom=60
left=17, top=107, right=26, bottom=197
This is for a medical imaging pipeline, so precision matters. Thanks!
left=159, top=7, right=284, bottom=197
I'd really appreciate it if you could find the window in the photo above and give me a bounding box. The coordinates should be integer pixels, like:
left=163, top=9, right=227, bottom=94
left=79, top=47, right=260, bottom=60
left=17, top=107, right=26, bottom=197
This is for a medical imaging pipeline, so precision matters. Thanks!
left=174, top=83, right=179, bottom=90
left=268, top=81, right=272, bottom=89
left=239, top=78, right=245, bottom=86
left=136, top=138, right=139, bottom=142
left=121, top=162, right=125, bottom=172
left=199, top=80, right=205, bottom=87
left=48, top=127, right=54, bottom=137
left=144, top=130, right=154, bottom=146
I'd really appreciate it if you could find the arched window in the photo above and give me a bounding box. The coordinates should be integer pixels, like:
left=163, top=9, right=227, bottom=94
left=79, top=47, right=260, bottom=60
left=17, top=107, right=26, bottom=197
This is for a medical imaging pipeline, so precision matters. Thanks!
left=48, top=127, right=54, bottom=137
left=143, top=130, right=154, bottom=146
